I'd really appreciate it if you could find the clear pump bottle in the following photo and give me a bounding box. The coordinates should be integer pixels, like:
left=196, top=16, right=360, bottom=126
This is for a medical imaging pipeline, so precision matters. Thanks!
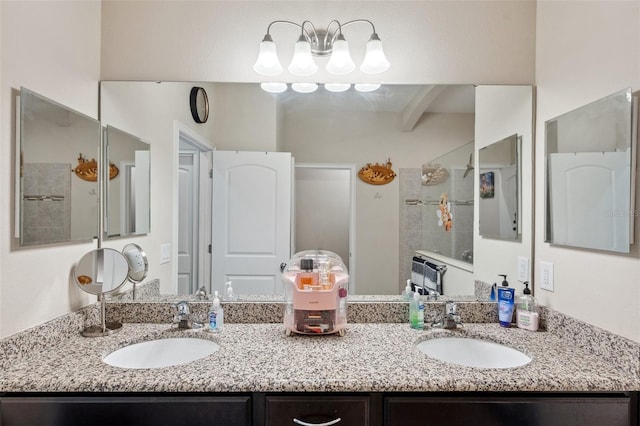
left=208, top=291, right=224, bottom=332
left=516, top=281, right=538, bottom=331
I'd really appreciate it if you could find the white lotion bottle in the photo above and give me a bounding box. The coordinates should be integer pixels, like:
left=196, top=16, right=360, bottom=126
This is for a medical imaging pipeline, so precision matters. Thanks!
left=208, top=291, right=224, bottom=332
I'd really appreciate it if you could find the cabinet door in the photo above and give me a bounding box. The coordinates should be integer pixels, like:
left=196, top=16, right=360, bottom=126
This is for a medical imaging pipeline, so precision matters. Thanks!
left=385, top=395, right=633, bottom=426
left=266, top=395, right=369, bottom=426
left=0, top=396, right=251, bottom=426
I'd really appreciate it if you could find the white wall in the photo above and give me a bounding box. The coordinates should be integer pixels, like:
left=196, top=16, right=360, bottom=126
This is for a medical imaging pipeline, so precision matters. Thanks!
left=535, top=1, right=640, bottom=342
left=0, top=0, right=102, bottom=338
left=101, top=0, right=536, bottom=85
left=474, top=86, right=534, bottom=290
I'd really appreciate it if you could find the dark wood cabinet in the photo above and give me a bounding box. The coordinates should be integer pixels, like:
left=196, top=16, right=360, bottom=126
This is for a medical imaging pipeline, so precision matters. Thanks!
left=0, top=392, right=637, bottom=426
left=385, top=394, right=637, bottom=426
left=0, top=395, right=251, bottom=426
left=264, top=395, right=371, bottom=426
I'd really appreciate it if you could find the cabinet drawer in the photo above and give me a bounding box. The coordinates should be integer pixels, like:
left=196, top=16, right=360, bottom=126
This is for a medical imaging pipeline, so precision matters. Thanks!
left=385, top=395, right=633, bottom=426
left=266, top=395, right=369, bottom=426
left=0, top=396, right=251, bottom=426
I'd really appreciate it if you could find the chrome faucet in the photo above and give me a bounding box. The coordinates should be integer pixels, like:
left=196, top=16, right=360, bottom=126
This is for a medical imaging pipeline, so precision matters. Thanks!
left=172, top=301, right=204, bottom=329
left=194, top=286, right=208, bottom=301
left=431, top=301, right=463, bottom=330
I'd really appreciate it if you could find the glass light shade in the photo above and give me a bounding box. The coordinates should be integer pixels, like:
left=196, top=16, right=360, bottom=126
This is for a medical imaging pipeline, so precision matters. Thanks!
left=291, top=83, right=319, bottom=93
left=324, top=83, right=351, bottom=93
left=260, top=82, right=287, bottom=93
left=354, top=83, right=381, bottom=92
left=253, top=36, right=283, bottom=76
left=360, top=34, right=390, bottom=74
left=288, top=36, right=318, bottom=76
left=326, top=36, right=355, bottom=75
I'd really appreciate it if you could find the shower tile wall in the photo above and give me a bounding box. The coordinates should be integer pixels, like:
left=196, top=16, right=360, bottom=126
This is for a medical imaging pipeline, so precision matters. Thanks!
left=399, top=168, right=474, bottom=290
left=399, top=168, right=422, bottom=292
left=22, top=163, right=71, bottom=245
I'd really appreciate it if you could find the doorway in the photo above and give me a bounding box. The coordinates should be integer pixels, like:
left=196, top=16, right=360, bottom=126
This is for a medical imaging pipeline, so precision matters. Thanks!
left=176, top=125, right=213, bottom=295
left=294, top=164, right=356, bottom=293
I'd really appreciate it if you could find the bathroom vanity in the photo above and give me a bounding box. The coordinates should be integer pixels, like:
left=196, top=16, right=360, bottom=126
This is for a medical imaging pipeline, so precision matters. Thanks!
left=1, top=301, right=638, bottom=426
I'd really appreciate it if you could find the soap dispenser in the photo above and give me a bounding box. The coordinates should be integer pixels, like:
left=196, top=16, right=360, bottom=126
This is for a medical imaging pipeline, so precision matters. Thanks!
left=516, top=281, right=539, bottom=331
left=499, top=274, right=509, bottom=287
left=208, top=291, right=224, bottom=332
left=409, top=291, right=424, bottom=329
left=402, top=279, right=413, bottom=301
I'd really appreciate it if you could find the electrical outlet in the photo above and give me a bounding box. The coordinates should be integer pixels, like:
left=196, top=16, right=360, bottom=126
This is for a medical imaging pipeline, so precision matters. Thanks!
left=160, top=243, right=171, bottom=264
left=517, top=256, right=529, bottom=282
left=540, top=261, right=554, bottom=292
left=125, top=251, right=146, bottom=273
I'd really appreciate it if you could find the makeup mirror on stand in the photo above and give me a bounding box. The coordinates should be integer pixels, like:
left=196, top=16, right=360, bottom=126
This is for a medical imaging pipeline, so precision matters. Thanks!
left=74, top=248, right=129, bottom=337
left=122, top=243, right=148, bottom=299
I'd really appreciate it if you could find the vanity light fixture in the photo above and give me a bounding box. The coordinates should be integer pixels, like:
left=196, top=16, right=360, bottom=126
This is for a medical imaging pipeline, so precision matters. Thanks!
left=354, top=83, right=381, bottom=92
left=291, top=82, right=319, bottom=93
left=260, top=82, right=288, bottom=93
left=324, top=83, right=351, bottom=93
left=253, top=19, right=390, bottom=77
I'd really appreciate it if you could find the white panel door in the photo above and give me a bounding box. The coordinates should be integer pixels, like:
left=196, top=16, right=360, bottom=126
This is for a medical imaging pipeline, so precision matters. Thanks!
left=212, top=151, right=292, bottom=295
left=178, top=153, right=198, bottom=294
left=549, top=151, right=630, bottom=252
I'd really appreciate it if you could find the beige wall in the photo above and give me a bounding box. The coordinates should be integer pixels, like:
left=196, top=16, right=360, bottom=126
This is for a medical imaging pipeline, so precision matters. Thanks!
left=0, top=0, right=102, bottom=338
left=100, top=81, right=219, bottom=295
left=535, top=1, right=640, bottom=341
left=100, top=0, right=536, bottom=85
left=474, top=86, right=534, bottom=289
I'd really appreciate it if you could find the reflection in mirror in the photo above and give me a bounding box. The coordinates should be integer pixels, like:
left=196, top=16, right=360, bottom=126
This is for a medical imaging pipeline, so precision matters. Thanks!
left=100, top=82, right=535, bottom=299
left=104, top=125, right=151, bottom=239
left=18, top=87, right=100, bottom=246
left=417, top=141, right=475, bottom=264
left=122, top=243, right=149, bottom=283
left=545, top=88, right=636, bottom=253
left=74, top=248, right=130, bottom=295
left=479, top=133, right=520, bottom=240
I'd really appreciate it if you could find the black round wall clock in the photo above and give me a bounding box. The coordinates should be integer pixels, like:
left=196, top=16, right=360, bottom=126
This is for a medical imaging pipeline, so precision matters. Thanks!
left=189, top=86, right=209, bottom=123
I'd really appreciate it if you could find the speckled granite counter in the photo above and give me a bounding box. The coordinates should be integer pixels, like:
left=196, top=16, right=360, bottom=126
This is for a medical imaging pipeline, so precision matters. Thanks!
left=1, top=322, right=638, bottom=393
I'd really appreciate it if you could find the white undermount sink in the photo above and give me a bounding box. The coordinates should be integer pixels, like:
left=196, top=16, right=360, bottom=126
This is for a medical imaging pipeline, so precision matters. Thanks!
left=416, top=337, right=531, bottom=369
left=103, top=337, right=220, bottom=369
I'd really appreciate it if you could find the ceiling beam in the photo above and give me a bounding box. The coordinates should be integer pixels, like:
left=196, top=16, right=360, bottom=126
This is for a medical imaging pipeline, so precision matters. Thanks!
left=400, top=85, right=447, bottom=132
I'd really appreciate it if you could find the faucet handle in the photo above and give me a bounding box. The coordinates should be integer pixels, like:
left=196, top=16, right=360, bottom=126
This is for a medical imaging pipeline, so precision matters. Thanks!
left=445, top=301, right=456, bottom=316
left=175, top=300, right=190, bottom=316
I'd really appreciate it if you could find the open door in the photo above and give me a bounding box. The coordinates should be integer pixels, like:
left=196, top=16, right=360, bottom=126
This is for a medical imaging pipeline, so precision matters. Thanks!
left=212, top=151, right=292, bottom=295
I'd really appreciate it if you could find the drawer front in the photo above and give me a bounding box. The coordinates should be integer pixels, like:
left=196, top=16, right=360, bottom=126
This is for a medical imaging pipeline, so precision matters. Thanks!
left=0, top=396, right=251, bottom=426
left=385, top=396, right=633, bottom=426
left=266, top=395, right=369, bottom=426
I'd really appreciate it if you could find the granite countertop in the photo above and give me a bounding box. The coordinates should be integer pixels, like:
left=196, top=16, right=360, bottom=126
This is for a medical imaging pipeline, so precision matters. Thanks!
left=1, top=322, right=638, bottom=393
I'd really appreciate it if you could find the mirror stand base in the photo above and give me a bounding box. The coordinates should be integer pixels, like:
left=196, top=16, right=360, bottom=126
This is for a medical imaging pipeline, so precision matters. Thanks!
left=81, top=322, right=123, bottom=338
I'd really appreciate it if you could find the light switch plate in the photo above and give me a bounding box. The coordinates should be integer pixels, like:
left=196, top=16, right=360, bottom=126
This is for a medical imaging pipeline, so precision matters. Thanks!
left=517, top=256, right=529, bottom=282
left=160, top=243, right=171, bottom=264
left=540, top=261, right=554, bottom=292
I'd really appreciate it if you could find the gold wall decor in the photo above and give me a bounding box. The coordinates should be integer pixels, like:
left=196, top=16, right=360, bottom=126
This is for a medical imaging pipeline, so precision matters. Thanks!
left=74, top=153, right=119, bottom=182
left=358, top=158, right=396, bottom=185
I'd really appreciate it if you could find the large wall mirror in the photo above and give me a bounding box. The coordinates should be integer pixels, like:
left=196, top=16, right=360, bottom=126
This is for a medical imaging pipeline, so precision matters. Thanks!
left=545, top=88, right=636, bottom=253
left=104, top=125, right=151, bottom=239
left=100, top=82, right=535, bottom=298
left=17, top=87, right=100, bottom=246
left=479, top=133, right=521, bottom=241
